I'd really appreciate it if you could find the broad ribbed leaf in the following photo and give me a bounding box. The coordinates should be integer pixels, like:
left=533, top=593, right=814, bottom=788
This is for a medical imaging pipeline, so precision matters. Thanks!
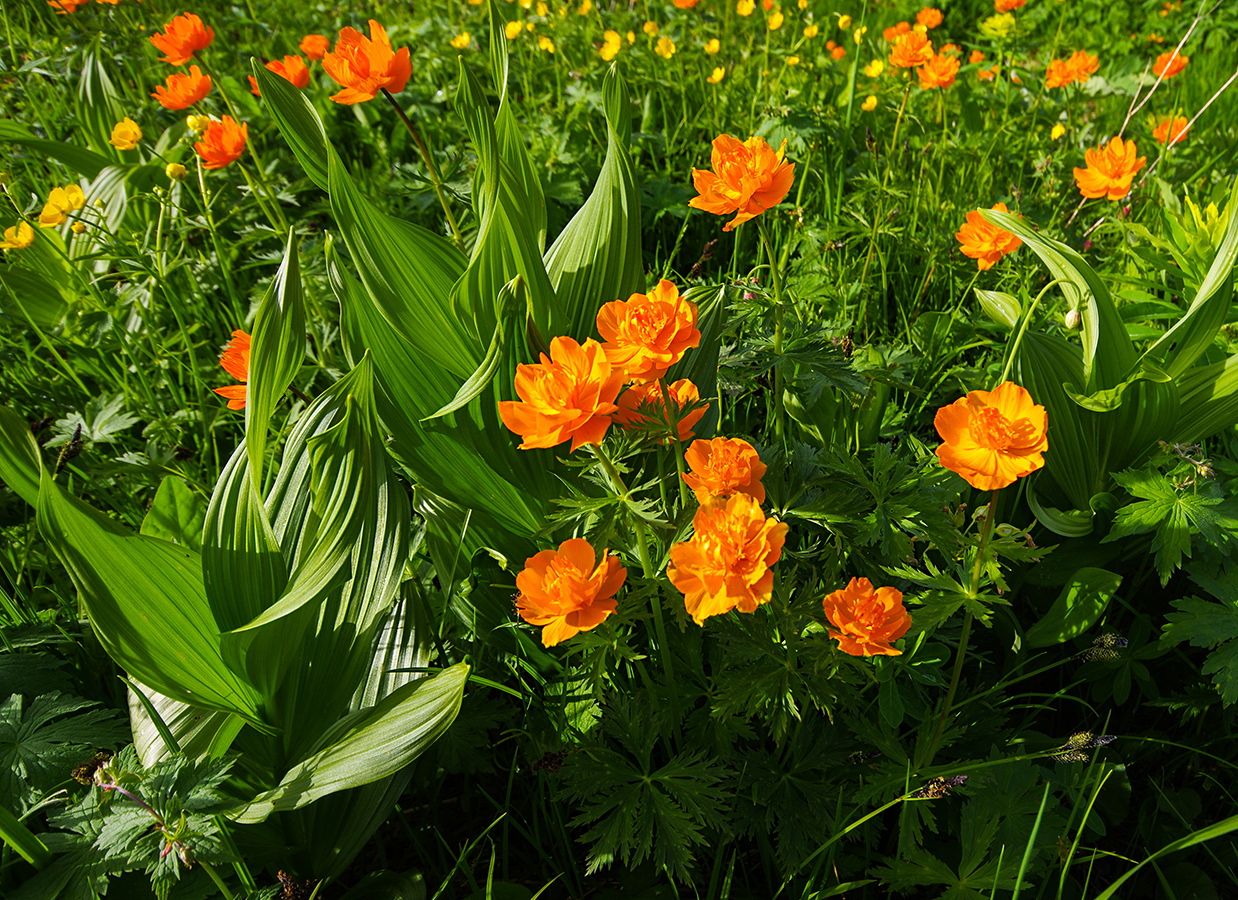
left=230, top=663, right=468, bottom=824
left=140, top=475, right=205, bottom=550
left=253, top=61, right=329, bottom=190
left=1013, top=332, right=1092, bottom=510
left=1174, top=352, right=1238, bottom=443
left=1141, top=177, right=1238, bottom=378
left=246, top=230, right=306, bottom=478
left=350, top=584, right=434, bottom=713
left=984, top=209, right=1134, bottom=389
left=75, top=45, right=125, bottom=160
left=36, top=474, right=264, bottom=724
left=413, top=485, right=534, bottom=579
left=545, top=65, right=643, bottom=341
left=975, top=289, right=1021, bottom=331
left=0, top=406, right=42, bottom=507
left=128, top=679, right=244, bottom=766
left=1024, top=567, right=1122, bottom=647
left=0, top=268, right=70, bottom=328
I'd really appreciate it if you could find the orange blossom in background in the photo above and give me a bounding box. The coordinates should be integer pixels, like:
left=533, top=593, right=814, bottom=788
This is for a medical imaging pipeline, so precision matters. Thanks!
left=214, top=330, right=251, bottom=409
left=822, top=577, right=912, bottom=657
left=916, top=7, right=943, bottom=29
left=1152, top=50, right=1187, bottom=78
left=668, top=492, right=789, bottom=625
left=1067, top=50, right=1099, bottom=81
left=596, top=279, right=701, bottom=383
left=689, top=134, right=795, bottom=232
left=49, top=0, right=91, bottom=15
left=614, top=379, right=708, bottom=443
left=498, top=336, right=625, bottom=452
left=994, top=0, right=1026, bottom=11
left=681, top=437, right=767, bottom=505
left=1153, top=115, right=1189, bottom=145
left=152, top=65, right=212, bottom=110
left=955, top=202, right=1022, bottom=271
left=889, top=31, right=933, bottom=68
left=249, top=55, right=311, bottom=95
left=195, top=116, right=248, bottom=170
left=918, top=52, right=959, bottom=89
left=150, top=13, right=215, bottom=66
left=300, top=34, right=330, bottom=61
left=515, top=539, right=626, bottom=647
left=322, top=20, right=412, bottom=104
left=1074, top=136, right=1146, bottom=201
left=1045, top=58, right=1075, bottom=89
left=934, top=381, right=1047, bottom=491
left=882, top=21, right=911, bottom=42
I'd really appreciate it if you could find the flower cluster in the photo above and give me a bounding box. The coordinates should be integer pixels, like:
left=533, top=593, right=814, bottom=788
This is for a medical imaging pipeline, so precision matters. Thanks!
left=1045, top=50, right=1099, bottom=88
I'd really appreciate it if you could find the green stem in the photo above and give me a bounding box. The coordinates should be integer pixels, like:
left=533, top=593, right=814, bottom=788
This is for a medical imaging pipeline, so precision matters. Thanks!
left=381, top=88, right=466, bottom=253
left=0, top=802, right=52, bottom=869
left=590, top=444, right=654, bottom=577
left=758, top=217, right=786, bottom=446
left=199, top=862, right=235, bottom=900
left=998, top=277, right=1068, bottom=384
left=195, top=157, right=242, bottom=316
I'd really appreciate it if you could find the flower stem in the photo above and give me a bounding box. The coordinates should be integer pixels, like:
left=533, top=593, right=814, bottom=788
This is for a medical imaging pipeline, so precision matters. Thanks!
left=590, top=444, right=654, bottom=578
left=381, top=88, right=466, bottom=254
left=757, top=217, right=787, bottom=446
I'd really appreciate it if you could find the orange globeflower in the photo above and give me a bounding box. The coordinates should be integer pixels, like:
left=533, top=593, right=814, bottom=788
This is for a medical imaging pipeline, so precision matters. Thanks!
left=994, top=0, right=1026, bottom=10
left=248, top=55, right=311, bottom=95
left=934, top=381, right=1047, bottom=491
left=152, top=65, right=212, bottom=110
left=1152, top=50, right=1187, bottom=78
left=300, top=34, right=330, bottom=61
left=1153, top=115, right=1189, bottom=145
left=614, top=379, right=708, bottom=443
left=673, top=0, right=701, bottom=7
left=150, top=13, right=215, bottom=66
left=822, top=578, right=912, bottom=657
left=214, top=330, right=251, bottom=409
left=1067, top=49, right=1099, bottom=81
left=681, top=437, right=767, bottom=505
left=916, top=7, right=943, bottom=28
left=1044, top=58, right=1075, bottom=89
left=917, top=52, right=959, bottom=89
left=1074, top=136, right=1146, bottom=201
left=195, top=116, right=248, bottom=170
left=689, top=134, right=795, bottom=232
left=955, top=202, right=1022, bottom=271
left=48, top=0, right=90, bottom=13
left=969, top=49, right=986, bottom=64
left=668, top=493, right=789, bottom=626
left=882, top=20, right=912, bottom=42
left=321, top=20, right=412, bottom=104
left=977, top=65, right=998, bottom=81
left=515, top=539, right=626, bottom=647
left=888, top=31, right=933, bottom=68
left=596, top=279, right=701, bottom=383
left=498, top=336, right=624, bottom=452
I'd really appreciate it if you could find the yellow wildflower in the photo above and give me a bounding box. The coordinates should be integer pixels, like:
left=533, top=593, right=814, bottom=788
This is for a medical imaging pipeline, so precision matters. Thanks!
left=0, top=221, right=34, bottom=250
left=505, top=20, right=523, bottom=38
left=705, top=37, right=720, bottom=54
left=450, top=32, right=471, bottom=49
left=538, top=35, right=555, bottom=52
left=861, top=94, right=877, bottom=110
left=737, top=0, right=754, bottom=16
left=1051, top=123, right=1066, bottom=140
left=838, top=14, right=852, bottom=29
left=853, top=25, right=867, bottom=44
left=803, top=23, right=818, bottom=38
left=166, top=162, right=188, bottom=180
left=643, top=20, right=659, bottom=35
left=656, top=36, right=676, bottom=58
left=768, top=8, right=784, bottom=29
left=600, top=29, right=621, bottom=60
left=109, top=117, right=142, bottom=151
left=707, top=66, right=725, bottom=83
left=863, top=59, right=884, bottom=77
left=786, top=55, right=799, bottom=65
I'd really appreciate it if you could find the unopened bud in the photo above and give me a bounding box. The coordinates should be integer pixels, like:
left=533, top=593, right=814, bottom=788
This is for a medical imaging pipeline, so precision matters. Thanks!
left=186, top=114, right=210, bottom=135
left=70, top=222, right=87, bottom=234
left=1064, top=308, right=1081, bottom=329
left=166, top=162, right=188, bottom=181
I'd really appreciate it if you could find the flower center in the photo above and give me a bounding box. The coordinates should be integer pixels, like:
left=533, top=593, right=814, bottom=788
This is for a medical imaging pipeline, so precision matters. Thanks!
left=973, top=406, right=1014, bottom=450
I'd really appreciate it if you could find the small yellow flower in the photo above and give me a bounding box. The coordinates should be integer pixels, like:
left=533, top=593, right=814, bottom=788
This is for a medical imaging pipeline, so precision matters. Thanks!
left=707, top=66, right=725, bottom=83
left=643, top=20, right=659, bottom=35
left=578, top=0, right=593, bottom=13
left=600, top=29, right=621, bottom=60
left=861, top=94, right=877, bottom=111
left=70, top=222, right=87, bottom=235
left=705, top=37, right=720, bottom=54
left=109, top=117, right=142, bottom=151
left=450, top=32, right=471, bottom=49
left=655, top=36, right=676, bottom=58
left=863, top=59, right=884, bottom=77
left=166, top=162, right=188, bottom=180
left=38, top=185, right=85, bottom=228
left=786, top=55, right=799, bottom=65
left=1051, top=123, right=1066, bottom=140
left=979, top=13, right=1016, bottom=39
left=526, top=21, right=536, bottom=31
left=767, top=8, right=784, bottom=29
left=838, top=14, right=852, bottom=29
left=538, top=35, right=555, bottom=52
left=536, top=1, right=548, bottom=15
left=505, top=20, right=523, bottom=38
left=0, top=221, right=34, bottom=250
left=803, top=23, right=818, bottom=38
left=913, top=22, right=927, bottom=34
left=797, top=0, right=806, bottom=8
left=626, top=30, right=636, bottom=42
left=737, top=0, right=754, bottom=16
left=518, top=0, right=532, bottom=7
left=185, top=114, right=210, bottom=135
left=853, top=25, right=867, bottom=44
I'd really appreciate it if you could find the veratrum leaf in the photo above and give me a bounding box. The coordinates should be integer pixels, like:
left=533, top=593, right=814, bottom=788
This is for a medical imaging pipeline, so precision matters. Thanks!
left=252, top=60, right=329, bottom=190
left=1024, top=567, right=1122, bottom=647
left=0, top=406, right=43, bottom=508
left=544, top=65, right=643, bottom=340
left=140, top=475, right=206, bottom=551
left=75, top=43, right=125, bottom=159
left=975, top=289, right=1021, bottom=331
left=1174, top=351, right=1238, bottom=443
left=230, top=662, right=468, bottom=824
left=36, top=473, right=265, bottom=724
left=128, top=679, right=244, bottom=767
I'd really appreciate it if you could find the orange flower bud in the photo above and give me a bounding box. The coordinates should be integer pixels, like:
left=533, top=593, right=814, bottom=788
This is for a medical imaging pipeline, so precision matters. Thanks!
left=668, top=493, right=788, bottom=625
left=681, top=437, right=767, bottom=505
left=822, top=577, right=911, bottom=656
left=498, top=336, right=625, bottom=452
left=150, top=13, right=216, bottom=66
left=614, top=378, right=708, bottom=443
left=322, top=20, right=412, bottom=104
left=689, top=134, right=795, bottom=232
left=194, top=116, right=248, bottom=170
left=515, top=539, right=626, bottom=647
left=213, top=330, right=251, bottom=409
left=934, top=381, right=1047, bottom=491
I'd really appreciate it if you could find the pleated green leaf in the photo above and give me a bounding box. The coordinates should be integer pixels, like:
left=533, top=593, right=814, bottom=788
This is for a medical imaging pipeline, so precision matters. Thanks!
left=545, top=65, right=644, bottom=342
left=246, top=230, right=306, bottom=480
left=75, top=44, right=125, bottom=160
left=1141, top=177, right=1238, bottom=379
left=0, top=268, right=70, bottom=329
left=1173, top=352, right=1238, bottom=443
left=36, top=473, right=264, bottom=724
left=252, top=60, right=330, bottom=190
left=1024, top=567, right=1122, bottom=647
left=0, top=406, right=43, bottom=508
left=983, top=209, right=1134, bottom=389
left=127, top=679, right=244, bottom=766
left=140, top=475, right=206, bottom=550
left=230, top=662, right=468, bottom=824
